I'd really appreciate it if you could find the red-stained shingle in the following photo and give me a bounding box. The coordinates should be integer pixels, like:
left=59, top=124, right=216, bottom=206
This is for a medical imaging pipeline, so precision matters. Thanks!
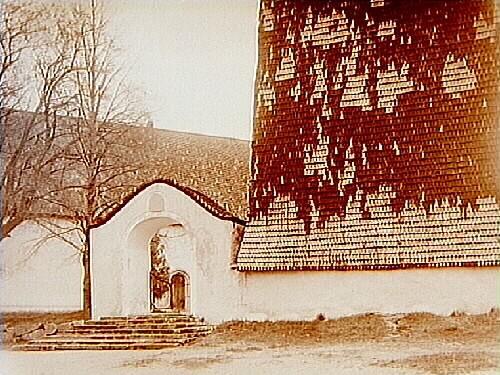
left=237, top=0, right=500, bottom=271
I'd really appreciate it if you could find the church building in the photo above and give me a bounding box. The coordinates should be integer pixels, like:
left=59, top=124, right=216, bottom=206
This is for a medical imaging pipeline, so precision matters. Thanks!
left=1, top=0, right=499, bottom=324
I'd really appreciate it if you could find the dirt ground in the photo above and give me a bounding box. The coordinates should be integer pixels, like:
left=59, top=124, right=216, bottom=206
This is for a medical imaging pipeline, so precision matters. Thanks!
left=1, top=310, right=499, bottom=375
left=1, top=311, right=86, bottom=346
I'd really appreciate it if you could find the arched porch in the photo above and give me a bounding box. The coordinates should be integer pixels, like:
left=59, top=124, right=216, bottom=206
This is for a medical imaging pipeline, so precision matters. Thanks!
left=122, top=216, right=194, bottom=316
left=90, top=182, right=240, bottom=323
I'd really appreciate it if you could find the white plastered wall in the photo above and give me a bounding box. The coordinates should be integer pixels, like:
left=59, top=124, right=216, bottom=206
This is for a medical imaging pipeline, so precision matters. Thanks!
left=90, top=183, right=242, bottom=323
left=0, top=220, right=82, bottom=312
left=235, top=268, right=500, bottom=321
left=2, top=200, right=498, bottom=320
left=90, top=183, right=500, bottom=323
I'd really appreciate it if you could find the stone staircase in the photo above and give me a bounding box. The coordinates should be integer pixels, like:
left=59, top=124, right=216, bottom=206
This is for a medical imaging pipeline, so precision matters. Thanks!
left=16, top=311, right=214, bottom=350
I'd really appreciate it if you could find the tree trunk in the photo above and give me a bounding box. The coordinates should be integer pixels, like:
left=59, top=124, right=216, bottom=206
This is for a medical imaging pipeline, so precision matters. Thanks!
left=1, top=217, right=25, bottom=239
left=82, top=228, right=92, bottom=319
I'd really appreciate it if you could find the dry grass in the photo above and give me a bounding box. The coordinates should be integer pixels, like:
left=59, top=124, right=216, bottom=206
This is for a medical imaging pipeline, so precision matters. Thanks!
left=395, top=310, right=500, bottom=343
left=1, top=311, right=85, bottom=347
left=198, top=310, right=500, bottom=348
left=380, top=351, right=499, bottom=374
left=121, top=357, right=162, bottom=368
left=172, top=355, right=229, bottom=370
left=2, top=309, right=499, bottom=354
left=2, top=311, right=85, bottom=327
left=199, top=313, right=389, bottom=347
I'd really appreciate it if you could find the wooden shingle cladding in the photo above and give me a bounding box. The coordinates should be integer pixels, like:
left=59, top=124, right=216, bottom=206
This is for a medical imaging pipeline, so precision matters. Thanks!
left=237, top=0, right=500, bottom=270
left=124, top=126, right=250, bottom=222
left=5, top=112, right=250, bottom=226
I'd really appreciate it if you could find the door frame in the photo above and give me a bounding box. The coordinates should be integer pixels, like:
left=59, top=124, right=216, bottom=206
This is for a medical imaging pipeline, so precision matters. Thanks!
left=169, top=270, right=190, bottom=313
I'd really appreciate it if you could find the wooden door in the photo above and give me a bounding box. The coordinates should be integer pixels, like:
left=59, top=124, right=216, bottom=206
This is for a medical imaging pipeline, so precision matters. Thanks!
left=171, top=273, right=186, bottom=311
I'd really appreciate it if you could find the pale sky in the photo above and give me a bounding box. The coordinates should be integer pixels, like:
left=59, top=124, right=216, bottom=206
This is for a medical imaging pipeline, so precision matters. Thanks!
left=107, top=0, right=258, bottom=140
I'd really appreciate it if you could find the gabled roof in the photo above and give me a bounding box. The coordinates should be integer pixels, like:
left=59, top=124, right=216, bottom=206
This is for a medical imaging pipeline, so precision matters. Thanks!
left=127, top=126, right=250, bottom=221
left=90, top=178, right=246, bottom=228
left=5, top=111, right=250, bottom=227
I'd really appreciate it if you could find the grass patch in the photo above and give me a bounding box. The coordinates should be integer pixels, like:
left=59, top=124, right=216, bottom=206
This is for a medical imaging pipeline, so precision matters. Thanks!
left=172, top=355, right=229, bottom=369
left=121, top=357, right=161, bottom=368
left=200, top=313, right=389, bottom=347
left=197, top=310, right=500, bottom=348
left=1, top=311, right=85, bottom=347
left=395, top=310, right=500, bottom=343
left=2, top=311, right=85, bottom=327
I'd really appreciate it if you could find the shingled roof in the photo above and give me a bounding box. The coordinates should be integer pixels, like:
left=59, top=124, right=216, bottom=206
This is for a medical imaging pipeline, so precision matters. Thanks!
left=6, top=111, right=250, bottom=226
left=124, top=126, right=250, bottom=222
left=237, top=0, right=500, bottom=271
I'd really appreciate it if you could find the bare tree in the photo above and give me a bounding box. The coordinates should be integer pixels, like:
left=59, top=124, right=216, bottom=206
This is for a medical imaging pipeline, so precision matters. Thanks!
left=0, top=0, right=40, bottom=118
left=1, top=1, right=80, bottom=238
left=1, top=0, right=41, bottom=236
left=2, top=0, right=148, bottom=318
left=32, top=0, right=148, bottom=318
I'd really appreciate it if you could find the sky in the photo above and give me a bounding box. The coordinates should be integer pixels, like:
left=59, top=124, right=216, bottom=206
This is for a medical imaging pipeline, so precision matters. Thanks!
left=106, top=0, right=258, bottom=140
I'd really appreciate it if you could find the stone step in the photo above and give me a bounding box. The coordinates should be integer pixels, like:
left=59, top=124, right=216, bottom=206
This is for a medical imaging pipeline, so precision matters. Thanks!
left=100, top=313, right=190, bottom=320
left=17, top=342, right=184, bottom=351
left=23, top=337, right=193, bottom=345
left=100, top=314, right=199, bottom=320
left=17, top=313, right=213, bottom=351
left=95, top=317, right=200, bottom=324
left=71, top=322, right=211, bottom=330
left=49, top=332, right=203, bottom=340
left=79, top=319, right=199, bottom=326
left=67, top=326, right=213, bottom=335
left=73, top=324, right=202, bottom=332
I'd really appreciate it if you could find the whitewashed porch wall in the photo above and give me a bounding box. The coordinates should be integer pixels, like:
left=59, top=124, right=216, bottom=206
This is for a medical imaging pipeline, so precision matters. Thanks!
left=90, top=183, right=241, bottom=323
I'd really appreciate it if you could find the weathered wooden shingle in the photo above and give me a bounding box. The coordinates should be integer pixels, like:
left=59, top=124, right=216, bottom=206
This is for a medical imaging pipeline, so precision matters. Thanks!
left=237, top=0, right=500, bottom=270
left=128, top=126, right=250, bottom=221
left=9, top=113, right=250, bottom=225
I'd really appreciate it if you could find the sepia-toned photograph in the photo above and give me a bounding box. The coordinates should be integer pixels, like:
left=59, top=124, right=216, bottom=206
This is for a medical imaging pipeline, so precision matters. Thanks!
left=0, top=0, right=499, bottom=374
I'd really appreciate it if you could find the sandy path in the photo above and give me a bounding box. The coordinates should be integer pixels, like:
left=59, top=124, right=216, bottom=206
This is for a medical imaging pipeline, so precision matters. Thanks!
left=1, top=341, right=498, bottom=375
left=2, top=312, right=499, bottom=374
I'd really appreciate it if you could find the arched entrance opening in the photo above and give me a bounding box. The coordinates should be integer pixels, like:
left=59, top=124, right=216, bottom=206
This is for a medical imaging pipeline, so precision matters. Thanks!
left=149, top=233, right=170, bottom=311
left=123, top=216, right=193, bottom=316
left=148, top=225, right=191, bottom=313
